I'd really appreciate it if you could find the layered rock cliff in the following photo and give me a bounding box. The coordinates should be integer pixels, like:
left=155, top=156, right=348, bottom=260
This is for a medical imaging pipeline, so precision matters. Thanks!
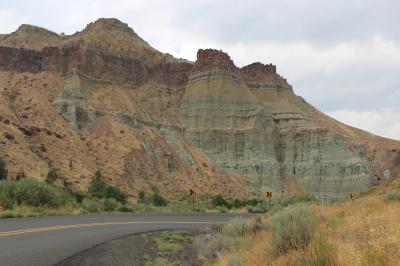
left=0, top=18, right=399, bottom=200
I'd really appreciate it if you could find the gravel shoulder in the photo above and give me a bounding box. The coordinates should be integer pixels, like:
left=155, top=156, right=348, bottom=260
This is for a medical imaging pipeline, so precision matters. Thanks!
left=56, top=230, right=201, bottom=266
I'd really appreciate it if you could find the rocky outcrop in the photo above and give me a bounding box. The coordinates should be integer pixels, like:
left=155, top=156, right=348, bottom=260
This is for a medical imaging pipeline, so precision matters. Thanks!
left=240, top=62, right=292, bottom=89
left=192, top=49, right=238, bottom=74
left=0, top=46, right=42, bottom=72
left=42, top=43, right=149, bottom=87
left=0, top=20, right=399, bottom=200
left=0, top=24, right=63, bottom=50
left=152, top=60, right=193, bottom=88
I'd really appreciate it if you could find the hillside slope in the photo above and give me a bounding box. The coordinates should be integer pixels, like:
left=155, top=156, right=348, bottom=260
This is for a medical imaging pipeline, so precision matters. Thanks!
left=0, top=18, right=399, bottom=200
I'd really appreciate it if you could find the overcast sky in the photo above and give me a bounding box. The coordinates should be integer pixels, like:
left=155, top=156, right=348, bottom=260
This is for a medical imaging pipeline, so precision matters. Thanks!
left=1, top=0, right=399, bottom=140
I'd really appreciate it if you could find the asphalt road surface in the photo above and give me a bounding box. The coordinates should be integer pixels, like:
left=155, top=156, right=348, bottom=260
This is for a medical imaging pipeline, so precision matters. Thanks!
left=0, top=213, right=246, bottom=266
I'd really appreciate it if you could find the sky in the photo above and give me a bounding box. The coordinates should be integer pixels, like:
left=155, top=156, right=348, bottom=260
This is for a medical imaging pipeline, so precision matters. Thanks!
left=1, top=0, right=399, bottom=140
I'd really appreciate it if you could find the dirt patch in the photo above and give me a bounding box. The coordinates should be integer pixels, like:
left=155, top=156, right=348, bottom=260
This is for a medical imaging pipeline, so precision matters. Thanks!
left=56, top=230, right=201, bottom=266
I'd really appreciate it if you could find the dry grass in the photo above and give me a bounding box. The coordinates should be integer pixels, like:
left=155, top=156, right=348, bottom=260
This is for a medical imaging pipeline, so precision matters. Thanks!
left=211, top=180, right=400, bottom=266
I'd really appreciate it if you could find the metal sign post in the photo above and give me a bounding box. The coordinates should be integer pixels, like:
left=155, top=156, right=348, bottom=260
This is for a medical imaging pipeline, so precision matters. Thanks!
left=189, top=189, right=195, bottom=211
left=265, top=191, right=272, bottom=210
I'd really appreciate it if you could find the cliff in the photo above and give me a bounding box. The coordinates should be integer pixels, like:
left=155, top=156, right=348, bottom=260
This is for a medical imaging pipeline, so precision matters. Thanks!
left=0, top=19, right=399, bottom=201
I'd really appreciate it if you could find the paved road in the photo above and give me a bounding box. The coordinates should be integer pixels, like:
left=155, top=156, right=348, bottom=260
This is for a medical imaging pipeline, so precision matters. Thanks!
left=0, top=213, right=247, bottom=266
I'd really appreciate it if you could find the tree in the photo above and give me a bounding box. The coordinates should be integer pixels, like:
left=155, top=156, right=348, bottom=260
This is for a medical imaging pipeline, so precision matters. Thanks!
left=45, top=169, right=60, bottom=184
left=15, top=171, right=27, bottom=181
left=211, top=194, right=229, bottom=208
left=88, top=170, right=106, bottom=197
left=152, top=193, right=167, bottom=207
left=138, top=191, right=146, bottom=203
left=0, top=159, right=8, bottom=180
left=104, top=185, right=127, bottom=204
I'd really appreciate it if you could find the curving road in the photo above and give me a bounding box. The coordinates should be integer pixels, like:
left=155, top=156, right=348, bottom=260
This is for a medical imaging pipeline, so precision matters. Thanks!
left=0, top=213, right=246, bottom=266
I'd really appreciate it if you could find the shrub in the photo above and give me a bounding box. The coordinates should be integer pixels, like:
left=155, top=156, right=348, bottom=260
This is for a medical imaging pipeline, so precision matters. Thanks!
left=81, top=198, right=103, bottom=213
left=195, top=217, right=262, bottom=259
left=269, top=204, right=318, bottom=254
left=0, top=180, right=16, bottom=209
left=104, top=185, right=127, bottom=204
left=281, top=194, right=315, bottom=207
left=138, top=190, right=146, bottom=203
left=87, top=170, right=106, bottom=197
left=249, top=202, right=268, bottom=213
left=216, top=205, right=229, bottom=213
left=118, top=205, right=133, bottom=212
left=212, top=194, right=229, bottom=208
left=1, top=210, right=15, bottom=218
left=231, top=198, right=260, bottom=209
left=104, top=198, right=119, bottom=212
left=45, top=169, right=60, bottom=184
left=14, top=179, right=72, bottom=207
left=0, top=179, right=74, bottom=209
left=152, top=193, right=167, bottom=207
left=0, top=159, right=7, bottom=180
left=15, top=171, right=27, bottom=181
left=87, top=171, right=126, bottom=203
left=384, top=189, right=400, bottom=201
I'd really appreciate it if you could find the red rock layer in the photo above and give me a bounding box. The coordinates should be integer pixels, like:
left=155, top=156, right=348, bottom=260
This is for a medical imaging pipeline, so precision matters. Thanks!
left=152, top=61, right=193, bottom=87
left=42, top=42, right=148, bottom=86
left=240, top=62, right=290, bottom=86
left=192, top=49, right=238, bottom=74
left=0, top=46, right=42, bottom=72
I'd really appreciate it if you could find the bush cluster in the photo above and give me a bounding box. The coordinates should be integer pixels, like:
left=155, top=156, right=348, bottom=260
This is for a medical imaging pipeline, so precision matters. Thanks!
left=0, top=179, right=75, bottom=209
left=87, top=171, right=127, bottom=204
left=211, top=194, right=262, bottom=211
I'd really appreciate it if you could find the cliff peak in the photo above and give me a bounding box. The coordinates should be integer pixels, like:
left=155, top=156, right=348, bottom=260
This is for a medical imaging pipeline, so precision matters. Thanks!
left=0, top=24, right=62, bottom=50
left=15, top=24, right=59, bottom=36
left=240, top=62, right=290, bottom=86
left=83, top=18, right=139, bottom=37
left=192, top=48, right=238, bottom=74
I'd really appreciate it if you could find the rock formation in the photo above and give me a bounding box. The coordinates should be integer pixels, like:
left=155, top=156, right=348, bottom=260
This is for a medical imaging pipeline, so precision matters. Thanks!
left=0, top=18, right=399, bottom=200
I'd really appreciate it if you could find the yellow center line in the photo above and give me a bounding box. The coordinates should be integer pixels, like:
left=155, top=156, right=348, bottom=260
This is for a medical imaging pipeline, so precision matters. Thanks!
left=0, top=221, right=222, bottom=237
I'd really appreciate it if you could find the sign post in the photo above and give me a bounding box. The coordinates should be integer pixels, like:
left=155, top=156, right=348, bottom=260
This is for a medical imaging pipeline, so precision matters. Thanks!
left=189, top=189, right=195, bottom=212
left=265, top=191, right=272, bottom=209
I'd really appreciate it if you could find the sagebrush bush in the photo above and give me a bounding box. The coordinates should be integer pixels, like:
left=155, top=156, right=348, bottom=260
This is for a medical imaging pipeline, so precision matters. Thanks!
left=222, top=217, right=262, bottom=237
left=15, top=179, right=72, bottom=207
left=104, top=198, right=119, bottom=212
left=384, top=189, right=400, bottom=201
left=269, top=204, right=318, bottom=254
left=152, top=193, right=167, bottom=206
left=87, top=170, right=127, bottom=203
left=81, top=198, right=103, bottom=213
left=45, top=168, right=61, bottom=184
left=195, top=217, right=262, bottom=259
left=281, top=194, right=315, bottom=207
left=15, top=172, right=27, bottom=181
left=104, top=186, right=127, bottom=204
left=0, top=159, right=7, bottom=180
left=0, top=179, right=73, bottom=209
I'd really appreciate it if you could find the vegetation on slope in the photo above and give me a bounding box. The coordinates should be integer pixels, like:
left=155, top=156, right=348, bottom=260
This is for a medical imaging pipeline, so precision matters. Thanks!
left=0, top=158, right=268, bottom=217
left=198, top=180, right=400, bottom=265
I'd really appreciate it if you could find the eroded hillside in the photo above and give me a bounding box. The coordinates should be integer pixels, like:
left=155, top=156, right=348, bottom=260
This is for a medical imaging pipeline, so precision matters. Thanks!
left=0, top=18, right=399, bottom=200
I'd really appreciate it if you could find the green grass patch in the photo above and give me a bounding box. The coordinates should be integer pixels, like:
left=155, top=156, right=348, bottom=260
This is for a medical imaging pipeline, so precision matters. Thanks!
left=152, top=230, right=193, bottom=253
left=145, top=257, right=183, bottom=266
